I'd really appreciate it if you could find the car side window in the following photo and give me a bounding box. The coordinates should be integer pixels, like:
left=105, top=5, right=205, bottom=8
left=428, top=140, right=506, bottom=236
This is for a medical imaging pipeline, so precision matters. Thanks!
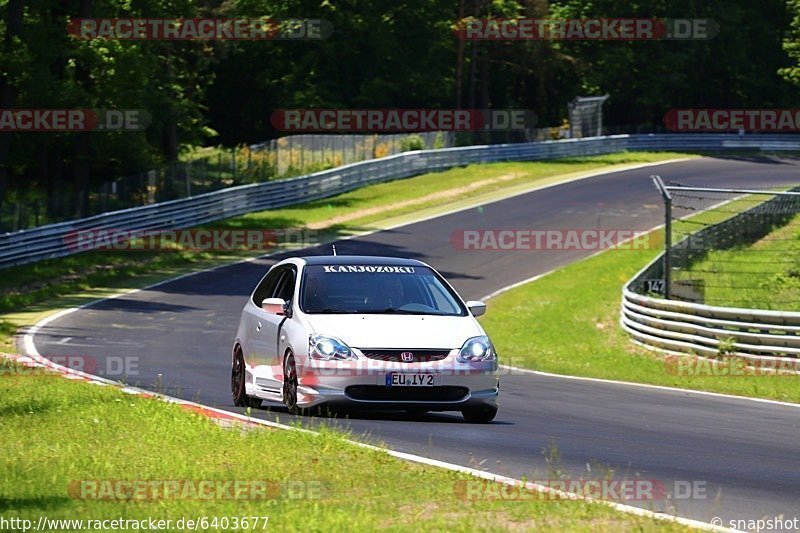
left=252, top=267, right=284, bottom=306
left=273, top=267, right=297, bottom=303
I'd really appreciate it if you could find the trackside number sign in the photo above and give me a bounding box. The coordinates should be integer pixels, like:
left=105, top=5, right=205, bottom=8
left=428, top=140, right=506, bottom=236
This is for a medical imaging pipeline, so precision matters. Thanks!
left=644, top=279, right=665, bottom=294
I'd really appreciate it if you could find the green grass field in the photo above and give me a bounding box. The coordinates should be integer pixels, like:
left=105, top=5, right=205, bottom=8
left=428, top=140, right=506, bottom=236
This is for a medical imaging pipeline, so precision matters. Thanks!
left=0, top=362, right=688, bottom=532
left=673, top=212, right=800, bottom=310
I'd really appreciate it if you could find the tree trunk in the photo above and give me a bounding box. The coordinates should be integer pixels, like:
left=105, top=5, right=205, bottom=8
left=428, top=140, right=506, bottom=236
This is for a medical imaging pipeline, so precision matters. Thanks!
left=0, top=0, right=25, bottom=202
left=73, top=0, right=93, bottom=218
left=455, top=0, right=465, bottom=108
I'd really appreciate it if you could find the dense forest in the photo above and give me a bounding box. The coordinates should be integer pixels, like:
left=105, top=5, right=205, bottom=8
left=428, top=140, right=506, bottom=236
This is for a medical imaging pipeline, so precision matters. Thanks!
left=1, top=0, right=799, bottom=218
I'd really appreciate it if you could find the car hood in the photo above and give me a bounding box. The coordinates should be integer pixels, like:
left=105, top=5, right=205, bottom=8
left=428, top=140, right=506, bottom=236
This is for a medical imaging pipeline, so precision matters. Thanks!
left=303, top=313, right=483, bottom=349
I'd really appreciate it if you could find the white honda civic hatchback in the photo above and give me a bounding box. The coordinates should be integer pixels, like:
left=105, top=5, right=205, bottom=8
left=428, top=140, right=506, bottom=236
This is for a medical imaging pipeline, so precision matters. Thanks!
left=231, top=255, right=499, bottom=422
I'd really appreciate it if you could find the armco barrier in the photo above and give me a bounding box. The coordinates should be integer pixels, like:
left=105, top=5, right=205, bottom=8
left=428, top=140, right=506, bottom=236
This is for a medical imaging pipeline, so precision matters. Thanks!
left=3, top=133, right=800, bottom=269
left=622, top=178, right=800, bottom=361
left=622, top=279, right=800, bottom=359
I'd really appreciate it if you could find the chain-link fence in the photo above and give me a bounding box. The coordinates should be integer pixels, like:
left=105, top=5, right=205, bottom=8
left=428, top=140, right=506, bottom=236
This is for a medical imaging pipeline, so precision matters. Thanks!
left=0, top=132, right=451, bottom=233
left=568, top=95, right=609, bottom=139
left=0, top=127, right=572, bottom=233
left=653, top=178, right=800, bottom=309
left=0, top=157, right=241, bottom=233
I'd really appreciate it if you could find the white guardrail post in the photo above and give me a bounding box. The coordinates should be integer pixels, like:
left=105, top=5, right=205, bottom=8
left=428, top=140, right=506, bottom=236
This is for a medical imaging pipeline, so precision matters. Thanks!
left=4, top=133, right=800, bottom=269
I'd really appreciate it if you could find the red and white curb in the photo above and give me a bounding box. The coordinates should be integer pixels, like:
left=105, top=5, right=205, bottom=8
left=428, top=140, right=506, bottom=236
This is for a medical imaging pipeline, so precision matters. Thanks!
left=2, top=350, right=734, bottom=532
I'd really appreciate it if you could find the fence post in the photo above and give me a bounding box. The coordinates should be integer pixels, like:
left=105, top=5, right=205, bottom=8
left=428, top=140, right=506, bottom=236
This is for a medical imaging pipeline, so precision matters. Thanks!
left=652, top=175, right=672, bottom=299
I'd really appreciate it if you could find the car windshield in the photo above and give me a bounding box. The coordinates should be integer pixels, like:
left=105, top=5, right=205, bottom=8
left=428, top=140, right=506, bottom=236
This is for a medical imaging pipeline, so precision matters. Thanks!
left=300, top=264, right=467, bottom=316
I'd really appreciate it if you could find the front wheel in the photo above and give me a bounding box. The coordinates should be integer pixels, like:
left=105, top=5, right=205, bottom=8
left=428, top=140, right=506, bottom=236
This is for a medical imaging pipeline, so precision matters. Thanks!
left=461, top=405, right=497, bottom=423
left=232, top=349, right=261, bottom=409
left=283, top=352, right=302, bottom=414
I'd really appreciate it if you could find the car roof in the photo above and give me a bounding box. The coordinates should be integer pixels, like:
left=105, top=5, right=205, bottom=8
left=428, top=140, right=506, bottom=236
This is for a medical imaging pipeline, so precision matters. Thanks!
left=300, top=255, right=427, bottom=267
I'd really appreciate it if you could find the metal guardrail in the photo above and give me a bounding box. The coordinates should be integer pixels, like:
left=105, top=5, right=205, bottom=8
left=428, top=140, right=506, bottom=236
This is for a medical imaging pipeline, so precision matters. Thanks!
left=622, top=280, right=800, bottom=359
left=4, top=133, right=800, bottom=269
left=622, top=182, right=800, bottom=361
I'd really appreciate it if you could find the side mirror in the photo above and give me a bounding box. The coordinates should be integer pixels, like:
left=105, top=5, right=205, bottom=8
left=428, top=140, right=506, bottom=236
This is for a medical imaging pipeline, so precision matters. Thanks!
left=466, top=300, right=486, bottom=317
left=262, top=297, right=287, bottom=315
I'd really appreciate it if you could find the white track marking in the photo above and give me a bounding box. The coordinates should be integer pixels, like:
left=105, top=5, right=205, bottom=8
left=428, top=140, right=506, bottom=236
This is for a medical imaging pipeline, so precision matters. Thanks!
left=501, top=364, right=800, bottom=410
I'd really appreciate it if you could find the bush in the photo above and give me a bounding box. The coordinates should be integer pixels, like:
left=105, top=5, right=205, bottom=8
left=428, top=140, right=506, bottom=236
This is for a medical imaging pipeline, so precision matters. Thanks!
left=432, top=132, right=446, bottom=149
left=400, top=134, right=425, bottom=152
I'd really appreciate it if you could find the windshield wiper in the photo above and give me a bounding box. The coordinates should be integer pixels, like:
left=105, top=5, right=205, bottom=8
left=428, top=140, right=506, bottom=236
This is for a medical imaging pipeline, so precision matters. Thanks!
left=379, top=307, right=427, bottom=315
left=305, top=308, right=362, bottom=314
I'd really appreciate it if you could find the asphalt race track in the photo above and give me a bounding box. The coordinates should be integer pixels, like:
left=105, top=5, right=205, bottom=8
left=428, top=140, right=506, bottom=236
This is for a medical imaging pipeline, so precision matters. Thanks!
left=30, top=155, right=800, bottom=527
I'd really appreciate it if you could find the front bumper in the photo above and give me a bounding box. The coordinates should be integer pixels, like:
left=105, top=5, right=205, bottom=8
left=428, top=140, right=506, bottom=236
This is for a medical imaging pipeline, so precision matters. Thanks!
left=264, top=356, right=499, bottom=410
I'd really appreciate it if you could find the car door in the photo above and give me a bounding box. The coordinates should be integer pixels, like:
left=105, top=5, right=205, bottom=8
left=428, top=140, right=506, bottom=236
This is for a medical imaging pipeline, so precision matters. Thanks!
left=241, top=266, right=283, bottom=374
left=250, top=265, right=297, bottom=389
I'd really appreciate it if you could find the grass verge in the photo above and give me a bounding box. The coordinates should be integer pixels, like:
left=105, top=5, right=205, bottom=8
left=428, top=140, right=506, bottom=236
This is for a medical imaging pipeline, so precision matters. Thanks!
left=0, top=363, right=687, bottom=531
left=480, top=229, right=800, bottom=403
left=0, top=151, right=692, bottom=352
left=673, top=212, right=800, bottom=310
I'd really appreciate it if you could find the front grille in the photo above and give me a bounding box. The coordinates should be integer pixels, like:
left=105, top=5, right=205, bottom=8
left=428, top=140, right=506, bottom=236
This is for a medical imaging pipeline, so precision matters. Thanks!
left=345, top=385, right=469, bottom=402
left=358, top=349, right=450, bottom=363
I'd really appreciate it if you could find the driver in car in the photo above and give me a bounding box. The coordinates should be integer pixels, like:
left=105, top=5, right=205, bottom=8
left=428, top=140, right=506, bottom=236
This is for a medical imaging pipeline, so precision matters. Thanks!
left=384, top=276, right=405, bottom=308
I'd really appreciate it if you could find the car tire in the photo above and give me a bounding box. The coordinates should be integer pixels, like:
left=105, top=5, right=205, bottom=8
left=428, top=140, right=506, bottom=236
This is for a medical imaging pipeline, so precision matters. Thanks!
left=461, top=405, right=497, bottom=423
left=283, top=351, right=302, bottom=415
left=231, top=348, right=261, bottom=409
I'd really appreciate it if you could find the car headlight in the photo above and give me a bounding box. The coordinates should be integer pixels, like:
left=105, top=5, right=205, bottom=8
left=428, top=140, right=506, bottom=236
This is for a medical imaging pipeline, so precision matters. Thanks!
left=308, top=334, right=357, bottom=360
left=457, top=336, right=496, bottom=363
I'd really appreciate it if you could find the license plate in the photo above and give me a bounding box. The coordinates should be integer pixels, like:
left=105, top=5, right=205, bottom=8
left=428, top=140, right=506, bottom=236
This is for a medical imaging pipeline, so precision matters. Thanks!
left=385, top=373, right=437, bottom=387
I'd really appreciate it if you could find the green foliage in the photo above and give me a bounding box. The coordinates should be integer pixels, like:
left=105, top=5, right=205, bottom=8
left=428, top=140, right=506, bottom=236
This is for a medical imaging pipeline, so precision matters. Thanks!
left=432, top=132, right=446, bottom=149
left=400, top=134, right=426, bottom=152
left=717, top=337, right=737, bottom=356
left=781, top=0, right=800, bottom=86
left=2, top=0, right=799, bottom=216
